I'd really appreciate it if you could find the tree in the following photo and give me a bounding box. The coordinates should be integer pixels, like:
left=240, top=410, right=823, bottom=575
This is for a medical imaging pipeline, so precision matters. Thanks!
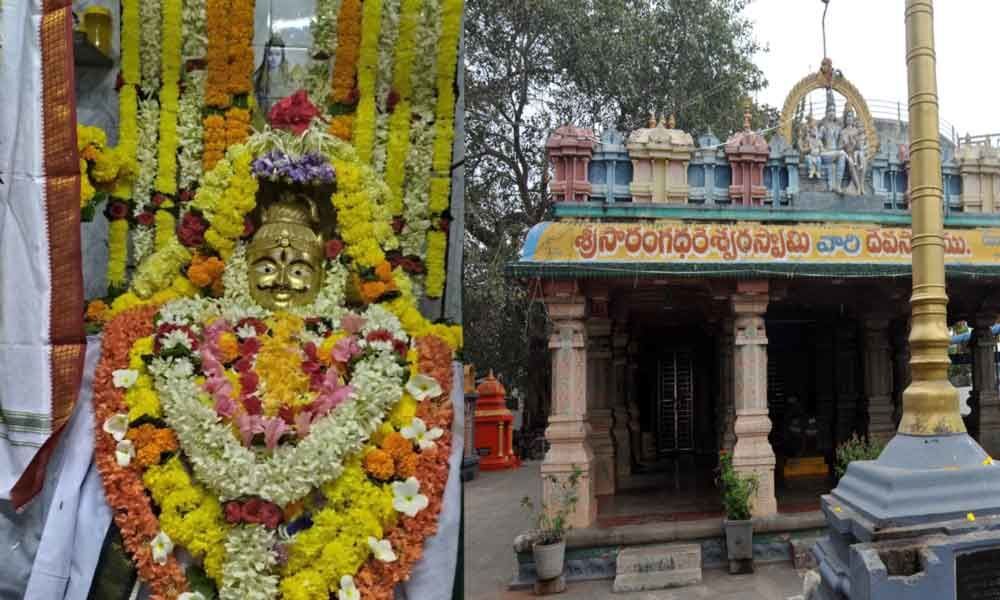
left=464, top=0, right=768, bottom=418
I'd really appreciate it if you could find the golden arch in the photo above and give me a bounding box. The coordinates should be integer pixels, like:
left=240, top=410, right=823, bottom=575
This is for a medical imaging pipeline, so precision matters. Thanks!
left=778, top=67, right=880, bottom=162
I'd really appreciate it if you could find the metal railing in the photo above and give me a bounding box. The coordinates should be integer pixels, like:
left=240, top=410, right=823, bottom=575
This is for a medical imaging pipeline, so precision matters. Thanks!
left=795, top=90, right=960, bottom=145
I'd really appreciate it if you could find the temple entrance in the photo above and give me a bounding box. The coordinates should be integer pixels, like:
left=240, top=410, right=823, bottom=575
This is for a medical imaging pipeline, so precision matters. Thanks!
left=655, top=350, right=696, bottom=455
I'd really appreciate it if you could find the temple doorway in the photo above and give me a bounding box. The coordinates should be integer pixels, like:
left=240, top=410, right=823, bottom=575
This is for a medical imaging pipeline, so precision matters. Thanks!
left=655, top=349, right=696, bottom=455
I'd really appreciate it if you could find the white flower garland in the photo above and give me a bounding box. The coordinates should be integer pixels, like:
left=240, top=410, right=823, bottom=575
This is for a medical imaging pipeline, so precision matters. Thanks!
left=139, top=0, right=162, bottom=94
left=149, top=306, right=407, bottom=505
left=372, top=0, right=402, bottom=177
left=177, top=70, right=206, bottom=191
left=399, top=0, right=442, bottom=259
left=181, top=0, right=207, bottom=60
left=132, top=226, right=155, bottom=267
left=220, top=525, right=278, bottom=600
left=306, top=0, right=342, bottom=104
left=134, top=97, right=160, bottom=207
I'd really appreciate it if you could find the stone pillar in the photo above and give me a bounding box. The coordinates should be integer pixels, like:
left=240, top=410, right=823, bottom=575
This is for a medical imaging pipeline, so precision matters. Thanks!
left=542, top=290, right=596, bottom=527
left=834, top=324, right=860, bottom=445
left=972, top=314, right=1000, bottom=456
left=611, top=326, right=632, bottom=484
left=586, top=318, right=615, bottom=496
left=626, top=340, right=643, bottom=465
left=718, top=319, right=736, bottom=452
left=892, top=319, right=911, bottom=428
left=731, top=286, right=777, bottom=517
left=863, top=318, right=895, bottom=442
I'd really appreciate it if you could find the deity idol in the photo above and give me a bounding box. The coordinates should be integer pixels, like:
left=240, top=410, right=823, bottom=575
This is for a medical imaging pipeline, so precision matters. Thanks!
left=817, top=88, right=850, bottom=194
left=841, top=107, right=866, bottom=195
left=86, top=92, right=462, bottom=600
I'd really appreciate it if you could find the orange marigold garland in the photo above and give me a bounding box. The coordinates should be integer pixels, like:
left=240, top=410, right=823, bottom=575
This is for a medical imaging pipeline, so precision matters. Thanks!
left=202, top=113, right=227, bottom=170
left=355, top=335, right=454, bottom=599
left=93, top=306, right=189, bottom=599
left=226, top=0, right=256, bottom=97
left=204, top=0, right=230, bottom=108
left=224, top=106, right=252, bottom=148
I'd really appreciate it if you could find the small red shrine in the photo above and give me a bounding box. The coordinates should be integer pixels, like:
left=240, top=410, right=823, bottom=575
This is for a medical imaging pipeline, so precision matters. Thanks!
left=474, top=371, right=520, bottom=471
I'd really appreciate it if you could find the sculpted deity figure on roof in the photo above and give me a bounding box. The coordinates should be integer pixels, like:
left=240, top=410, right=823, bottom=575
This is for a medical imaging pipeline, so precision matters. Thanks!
left=841, top=107, right=867, bottom=194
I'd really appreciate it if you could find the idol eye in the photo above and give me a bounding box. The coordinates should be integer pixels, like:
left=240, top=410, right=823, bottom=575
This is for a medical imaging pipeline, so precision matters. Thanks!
left=290, top=264, right=313, bottom=278
left=255, top=261, right=277, bottom=275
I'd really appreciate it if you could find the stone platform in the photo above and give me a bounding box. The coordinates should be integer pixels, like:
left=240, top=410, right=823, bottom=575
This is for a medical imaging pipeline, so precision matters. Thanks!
left=612, top=543, right=702, bottom=593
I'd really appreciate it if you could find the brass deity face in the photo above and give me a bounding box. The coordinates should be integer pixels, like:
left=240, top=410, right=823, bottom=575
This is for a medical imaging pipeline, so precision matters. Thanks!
left=247, top=195, right=325, bottom=310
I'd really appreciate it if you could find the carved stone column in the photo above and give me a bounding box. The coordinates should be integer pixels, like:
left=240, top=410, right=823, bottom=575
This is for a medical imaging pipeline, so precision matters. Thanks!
left=731, top=287, right=777, bottom=517
left=626, top=340, right=643, bottom=465
left=611, top=326, right=632, bottom=484
left=541, top=291, right=596, bottom=527
left=892, top=319, right=911, bottom=429
left=586, top=318, right=615, bottom=496
left=863, top=318, right=895, bottom=442
left=973, top=314, right=1000, bottom=456
left=835, top=324, right=861, bottom=445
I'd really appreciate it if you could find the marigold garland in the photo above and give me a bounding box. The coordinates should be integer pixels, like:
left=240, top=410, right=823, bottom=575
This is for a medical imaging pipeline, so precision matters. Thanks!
left=330, top=0, right=363, bottom=105
left=107, top=219, right=130, bottom=291
left=93, top=306, right=190, bottom=599
left=226, top=0, right=256, bottom=97
left=352, top=0, right=384, bottom=163
left=154, top=0, right=183, bottom=196
left=382, top=0, right=422, bottom=214
left=424, top=229, right=447, bottom=298
left=204, top=0, right=230, bottom=108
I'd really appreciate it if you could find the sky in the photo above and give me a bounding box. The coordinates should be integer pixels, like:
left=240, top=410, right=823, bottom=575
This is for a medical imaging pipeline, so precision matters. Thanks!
left=743, top=0, right=999, bottom=138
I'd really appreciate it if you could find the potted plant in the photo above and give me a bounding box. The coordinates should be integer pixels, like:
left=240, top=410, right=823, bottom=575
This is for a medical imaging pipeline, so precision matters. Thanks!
left=521, top=465, right=582, bottom=581
left=834, top=433, right=885, bottom=480
left=717, top=452, right=758, bottom=574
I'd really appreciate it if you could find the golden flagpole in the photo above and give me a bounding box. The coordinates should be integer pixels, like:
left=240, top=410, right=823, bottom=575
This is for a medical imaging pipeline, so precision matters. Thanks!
left=898, top=0, right=965, bottom=435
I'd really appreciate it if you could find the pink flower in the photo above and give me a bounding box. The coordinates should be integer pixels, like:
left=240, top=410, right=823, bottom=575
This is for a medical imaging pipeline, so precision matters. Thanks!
left=294, top=411, right=313, bottom=439
left=237, top=414, right=264, bottom=447
left=332, top=336, right=361, bottom=363
left=340, top=314, right=366, bottom=335
left=262, top=417, right=288, bottom=450
left=239, top=371, right=259, bottom=395
left=215, top=395, right=236, bottom=418
left=312, top=373, right=354, bottom=417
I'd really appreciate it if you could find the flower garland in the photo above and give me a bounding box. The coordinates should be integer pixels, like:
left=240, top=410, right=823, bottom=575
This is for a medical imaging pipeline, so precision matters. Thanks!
left=139, top=0, right=162, bottom=95
left=154, top=0, right=183, bottom=196
left=371, top=0, right=402, bottom=176
left=352, top=0, right=384, bottom=164
left=178, top=70, right=207, bottom=190
left=181, top=0, right=207, bottom=60
left=107, top=218, right=130, bottom=291
left=423, top=0, right=463, bottom=298
left=424, top=230, right=447, bottom=297
left=226, top=0, right=255, bottom=98
left=399, top=0, right=441, bottom=260
left=204, top=0, right=230, bottom=108
left=133, top=97, right=161, bottom=264
left=93, top=306, right=191, bottom=598
left=190, top=144, right=258, bottom=259
left=382, top=0, right=422, bottom=213
left=78, top=124, right=130, bottom=219
left=328, top=0, right=363, bottom=142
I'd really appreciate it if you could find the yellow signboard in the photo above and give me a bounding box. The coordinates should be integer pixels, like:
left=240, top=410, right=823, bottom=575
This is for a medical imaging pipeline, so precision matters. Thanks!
left=520, top=221, right=1000, bottom=265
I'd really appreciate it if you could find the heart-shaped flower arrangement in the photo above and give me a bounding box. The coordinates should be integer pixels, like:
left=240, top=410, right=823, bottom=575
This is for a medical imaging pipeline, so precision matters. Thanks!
left=93, top=124, right=462, bottom=600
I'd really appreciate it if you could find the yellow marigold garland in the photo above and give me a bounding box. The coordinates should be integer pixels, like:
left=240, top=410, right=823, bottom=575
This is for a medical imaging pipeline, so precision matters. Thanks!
left=383, top=0, right=422, bottom=216
left=107, top=219, right=130, bottom=290
left=154, top=0, right=183, bottom=196
left=192, top=145, right=258, bottom=260
left=424, top=229, right=447, bottom=298
left=352, top=0, right=383, bottom=163
left=144, top=457, right=231, bottom=584
left=154, top=209, right=176, bottom=251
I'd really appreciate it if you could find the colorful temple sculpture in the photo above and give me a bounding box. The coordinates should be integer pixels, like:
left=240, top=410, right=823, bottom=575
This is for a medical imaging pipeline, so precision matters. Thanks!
left=511, top=60, right=1000, bottom=533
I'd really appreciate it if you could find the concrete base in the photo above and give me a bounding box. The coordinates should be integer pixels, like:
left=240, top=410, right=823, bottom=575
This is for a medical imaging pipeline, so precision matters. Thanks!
left=461, top=456, right=480, bottom=482
left=814, top=433, right=1000, bottom=600
left=533, top=575, right=566, bottom=595
left=613, top=543, right=702, bottom=593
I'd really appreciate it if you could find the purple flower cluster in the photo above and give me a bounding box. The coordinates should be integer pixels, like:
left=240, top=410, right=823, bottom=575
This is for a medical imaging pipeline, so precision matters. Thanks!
left=251, top=151, right=336, bottom=185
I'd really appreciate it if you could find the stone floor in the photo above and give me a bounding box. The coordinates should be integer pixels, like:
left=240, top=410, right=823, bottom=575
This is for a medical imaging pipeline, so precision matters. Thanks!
left=464, top=461, right=810, bottom=600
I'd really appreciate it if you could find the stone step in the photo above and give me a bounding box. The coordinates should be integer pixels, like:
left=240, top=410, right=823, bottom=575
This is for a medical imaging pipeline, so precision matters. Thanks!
left=613, top=543, right=702, bottom=593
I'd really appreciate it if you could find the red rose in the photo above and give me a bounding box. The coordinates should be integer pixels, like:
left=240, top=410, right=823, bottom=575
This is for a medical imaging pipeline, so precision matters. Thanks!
left=278, top=405, right=296, bottom=425
left=242, top=216, right=255, bottom=238
left=392, top=217, right=405, bottom=235
left=105, top=201, right=129, bottom=221
left=260, top=503, right=283, bottom=529
left=242, top=498, right=265, bottom=524
left=151, top=194, right=167, bottom=207
left=325, top=239, right=345, bottom=260
left=181, top=212, right=208, bottom=233
left=178, top=225, right=204, bottom=248
left=242, top=395, right=262, bottom=415
left=393, top=339, right=409, bottom=358
left=238, top=337, right=261, bottom=357
left=178, top=189, right=194, bottom=203
left=136, top=212, right=155, bottom=227
left=224, top=501, right=243, bottom=524
left=387, top=89, right=401, bottom=113
left=268, top=90, right=320, bottom=135
left=239, top=371, right=259, bottom=395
